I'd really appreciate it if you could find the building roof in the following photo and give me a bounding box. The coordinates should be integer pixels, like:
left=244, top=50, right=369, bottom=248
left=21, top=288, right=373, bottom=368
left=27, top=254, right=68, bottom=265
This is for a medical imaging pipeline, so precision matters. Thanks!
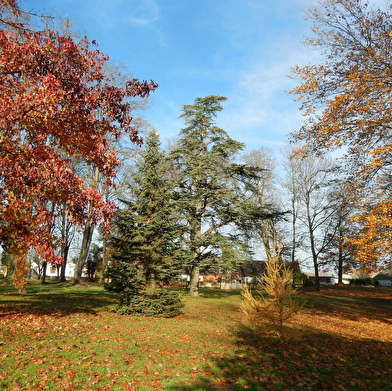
left=237, top=260, right=266, bottom=278
left=373, top=272, right=392, bottom=281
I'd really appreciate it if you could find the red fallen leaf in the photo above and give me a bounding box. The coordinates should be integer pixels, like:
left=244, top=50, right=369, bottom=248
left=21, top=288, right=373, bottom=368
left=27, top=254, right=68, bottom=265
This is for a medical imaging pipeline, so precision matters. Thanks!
left=106, top=373, right=117, bottom=381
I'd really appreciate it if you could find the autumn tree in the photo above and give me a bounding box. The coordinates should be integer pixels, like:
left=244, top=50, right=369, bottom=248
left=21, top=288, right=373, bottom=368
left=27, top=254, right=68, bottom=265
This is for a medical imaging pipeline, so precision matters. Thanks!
left=317, top=182, right=360, bottom=284
left=290, top=0, right=392, bottom=269
left=171, top=96, right=274, bottom=297
left=0, top=1, right=157, bottom=290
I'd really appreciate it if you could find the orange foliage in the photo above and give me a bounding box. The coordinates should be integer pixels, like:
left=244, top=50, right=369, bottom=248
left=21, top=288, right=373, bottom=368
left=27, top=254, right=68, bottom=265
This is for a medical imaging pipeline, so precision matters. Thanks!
left=290, top=0, right=392, bottom=269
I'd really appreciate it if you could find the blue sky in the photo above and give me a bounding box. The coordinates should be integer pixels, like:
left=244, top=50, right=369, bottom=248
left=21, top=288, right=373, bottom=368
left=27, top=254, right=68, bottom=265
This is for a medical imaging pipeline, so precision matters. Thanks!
left=21, top=0, right=387, bottom=157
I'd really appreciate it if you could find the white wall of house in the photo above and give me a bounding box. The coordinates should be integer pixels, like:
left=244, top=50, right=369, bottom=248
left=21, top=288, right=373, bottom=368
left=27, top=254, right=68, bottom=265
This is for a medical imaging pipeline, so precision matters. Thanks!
left=377, top=279, right=392, bottom=288
left=30, top=261, right=77, bottom=279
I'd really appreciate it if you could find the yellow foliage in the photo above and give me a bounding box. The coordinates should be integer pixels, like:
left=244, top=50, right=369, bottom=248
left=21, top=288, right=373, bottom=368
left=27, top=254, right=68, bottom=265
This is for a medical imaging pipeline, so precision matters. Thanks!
left=241, top=259, right=302, bottom=340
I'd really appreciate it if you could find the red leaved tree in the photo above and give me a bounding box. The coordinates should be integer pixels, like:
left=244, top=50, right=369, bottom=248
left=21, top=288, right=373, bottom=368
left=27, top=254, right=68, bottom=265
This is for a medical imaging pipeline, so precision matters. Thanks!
left=0, top=0, right=157, bottom=290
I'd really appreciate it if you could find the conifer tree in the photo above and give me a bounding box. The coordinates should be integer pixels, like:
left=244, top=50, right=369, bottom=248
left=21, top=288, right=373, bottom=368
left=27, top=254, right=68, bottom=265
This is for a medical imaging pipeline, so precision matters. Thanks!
left=171, top=96, right=275, bottom=297
left=106, top=130, right=183, bottom=315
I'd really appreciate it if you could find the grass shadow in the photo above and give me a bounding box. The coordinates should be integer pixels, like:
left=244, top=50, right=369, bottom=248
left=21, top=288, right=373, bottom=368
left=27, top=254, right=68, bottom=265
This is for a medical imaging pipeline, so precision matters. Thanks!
left=0, top=280, right=117, bottom=317
left=299, top=286, right=392, bottom=324
left=169, top=286, right=392, bottom=391
left=197, top=288, right=242, bottom=299
left=168, top=323, right=392, bottom=391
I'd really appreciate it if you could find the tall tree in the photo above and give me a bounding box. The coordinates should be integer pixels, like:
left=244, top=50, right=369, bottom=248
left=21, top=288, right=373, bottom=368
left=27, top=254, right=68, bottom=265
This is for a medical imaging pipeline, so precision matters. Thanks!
left=318, top=184, right=358, bottom=284
left=284, top=151, right=337, bottom=291
left=74, top=63, right=152, bottom=284
left=0, top=1, right=157, bottom=289
left=282, top=144, right=304, bottom=266
left=242, top=148, right=286, bottom=261
left=107, top=130, right=183, bottom=293
left=289, top=0, right=392, bottom=269
left=171, top=96, right=273, bottom=297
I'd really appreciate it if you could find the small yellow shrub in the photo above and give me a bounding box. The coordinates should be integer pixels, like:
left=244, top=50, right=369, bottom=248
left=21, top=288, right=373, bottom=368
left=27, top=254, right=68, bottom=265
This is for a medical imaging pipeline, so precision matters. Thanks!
left=241, top=258, right=302, bottom=340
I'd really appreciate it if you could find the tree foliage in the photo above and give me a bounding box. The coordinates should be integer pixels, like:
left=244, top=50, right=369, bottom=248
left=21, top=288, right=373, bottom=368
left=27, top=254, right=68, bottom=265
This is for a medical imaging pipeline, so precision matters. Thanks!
left=290, top=0, right=392, bottom=269
left=106, top=130, right=183, bottom=316
left=0, top=2, right=157, bottom=289
left=171, top=95, right=274, bottom=297
left=241, top=258, right=302, bottom=340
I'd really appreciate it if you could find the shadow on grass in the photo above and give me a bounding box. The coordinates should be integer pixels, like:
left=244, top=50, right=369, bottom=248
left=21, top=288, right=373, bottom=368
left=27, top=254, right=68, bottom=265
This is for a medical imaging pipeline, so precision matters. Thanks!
left=197, top=288, right=242, bottom=299
left=299, top=286, right=392, bottom=324
left=0, top=280, right=117, bottom=317
left=168, top=324, right=392, bottom=391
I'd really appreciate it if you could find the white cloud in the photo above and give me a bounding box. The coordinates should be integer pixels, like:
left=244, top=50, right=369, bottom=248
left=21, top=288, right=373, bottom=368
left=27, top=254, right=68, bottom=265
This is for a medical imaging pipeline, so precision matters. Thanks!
left=87, top=0, right=160, bottom=31
left=218, top=24, right=318, bottom=152
left=125, top=0, right=159, bottom=25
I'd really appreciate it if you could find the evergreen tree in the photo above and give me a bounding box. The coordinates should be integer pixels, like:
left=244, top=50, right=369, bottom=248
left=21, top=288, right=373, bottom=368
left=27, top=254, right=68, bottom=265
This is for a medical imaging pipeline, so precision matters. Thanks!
left=106, top=130, right=183, bottom=316
left=171, top=95, right=275, bottom=297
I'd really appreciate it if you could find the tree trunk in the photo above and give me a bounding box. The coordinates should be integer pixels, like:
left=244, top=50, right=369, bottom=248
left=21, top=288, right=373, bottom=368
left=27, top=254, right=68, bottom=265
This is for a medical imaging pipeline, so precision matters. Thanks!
left=188, top=216, right=202, bottom=297
left=307, top=193, right=320, bottom=291
left=189, top=265, right=200, bottom=297
left=74, top=223, right=94, bottom=283
left=60, top=206, right=73, bottom=282
left=309, top=231, right=320, bottom=291
left=41, top=262, right=47, bottom=284
left=291, top=197, right=297, bottom=263
left=60, top=258, right=67, bottom=282
left=312, top=256, right=320, bottom=291
left=60, top=243, right=70, bottom=282
left=337, top=225, right=344, bottom=285
left=145, top=270, right=156, bottom=293
left=27, top=255, right=32, bottom=279
left=101, top=234, right=108, bottom=282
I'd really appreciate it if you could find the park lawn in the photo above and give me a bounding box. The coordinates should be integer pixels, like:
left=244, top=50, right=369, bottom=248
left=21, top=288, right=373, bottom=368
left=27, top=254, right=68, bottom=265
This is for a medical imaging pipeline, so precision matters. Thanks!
left=0, top=282, right=391, bottom=390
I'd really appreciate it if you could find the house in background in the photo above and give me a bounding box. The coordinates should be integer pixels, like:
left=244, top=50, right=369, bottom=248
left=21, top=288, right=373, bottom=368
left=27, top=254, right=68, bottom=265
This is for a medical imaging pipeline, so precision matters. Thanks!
left=29, top=261, right=76, bottom=280
left=305, top=273, right=351, bottom=286
left=373, top=272, right=392, bottom=288
left=306, top=273, right=337, bottom=286
left=185, top=260, right=302, bottom=289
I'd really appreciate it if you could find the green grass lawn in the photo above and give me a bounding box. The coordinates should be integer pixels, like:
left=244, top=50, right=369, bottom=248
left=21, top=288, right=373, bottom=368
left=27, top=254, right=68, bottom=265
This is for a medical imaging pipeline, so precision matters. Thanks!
left=0, top=281, right=391, bottom=390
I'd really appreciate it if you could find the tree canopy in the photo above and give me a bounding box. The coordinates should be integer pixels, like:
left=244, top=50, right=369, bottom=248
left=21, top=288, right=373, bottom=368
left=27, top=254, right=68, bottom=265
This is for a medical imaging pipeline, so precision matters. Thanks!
left=107, top=130, right=183, bottom=292
left=0, top=1, right=157, bottom=289
left=171, top=95, right=277, bottom=296
left=290, top=0, right=392, bottom=269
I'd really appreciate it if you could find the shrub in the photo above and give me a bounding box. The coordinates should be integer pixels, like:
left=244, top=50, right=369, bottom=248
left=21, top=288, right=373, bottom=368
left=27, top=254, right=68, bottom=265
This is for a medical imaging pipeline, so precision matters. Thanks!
left=241, top=258, right=302, bottom=340
left=294, top=272, right=309, bottom=286
left=105, top=261, right=183, bottom=317
left=350, top=278, right=377, bottom=286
